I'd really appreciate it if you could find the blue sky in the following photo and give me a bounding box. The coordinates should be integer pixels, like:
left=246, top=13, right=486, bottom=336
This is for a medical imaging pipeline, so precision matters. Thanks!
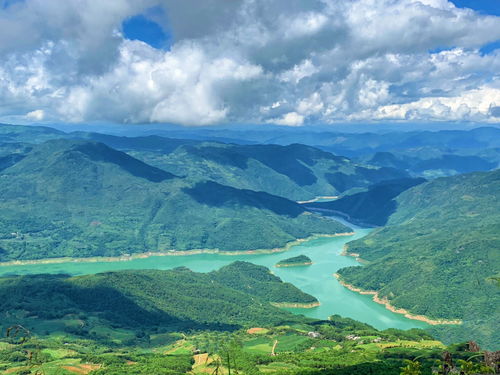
left=451, top=0, right=500, bottom=54
left=451, top=0, right=500, bottom=16
left=123, top=1, right=500, bottom=52
left=0, top=0, right=499, bottom=126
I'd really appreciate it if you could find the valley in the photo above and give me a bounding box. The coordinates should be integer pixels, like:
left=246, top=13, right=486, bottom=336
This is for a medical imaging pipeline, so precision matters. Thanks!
left=0, top=222, right=427, bottom=330
left=0, top=123, right=498, bottom=374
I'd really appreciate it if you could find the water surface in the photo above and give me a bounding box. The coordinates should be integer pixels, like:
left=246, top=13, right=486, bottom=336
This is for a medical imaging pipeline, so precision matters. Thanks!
left=0, top=219, right=427, bottom=330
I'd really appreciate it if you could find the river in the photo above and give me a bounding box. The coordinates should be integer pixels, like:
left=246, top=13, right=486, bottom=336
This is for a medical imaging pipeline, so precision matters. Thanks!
left=0, top=216, right=427, bottom=331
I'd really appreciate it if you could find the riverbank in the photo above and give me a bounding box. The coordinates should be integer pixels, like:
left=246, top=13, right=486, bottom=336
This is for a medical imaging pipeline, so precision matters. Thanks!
left=340, top=244, right=368, bottom=263
left=297, top=196, right=339, bottom=204
left=333, top=274, right=462, bottom=326
left=271, top=301, right=321, bottom=309
left=0, top=232, right=355, bottom=268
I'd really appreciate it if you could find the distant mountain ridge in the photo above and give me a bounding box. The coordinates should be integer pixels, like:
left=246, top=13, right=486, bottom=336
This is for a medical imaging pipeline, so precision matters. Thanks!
left=306, top=177, right=427, bottom=226
left=126, top=142, right=408, bottom=200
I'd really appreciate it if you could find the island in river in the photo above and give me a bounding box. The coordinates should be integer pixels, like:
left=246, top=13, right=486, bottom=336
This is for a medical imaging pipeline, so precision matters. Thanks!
left=276, top=255, right=313, bottom=267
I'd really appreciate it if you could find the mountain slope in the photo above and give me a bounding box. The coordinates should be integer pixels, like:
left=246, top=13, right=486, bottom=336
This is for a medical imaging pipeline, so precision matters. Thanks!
left=306, top=177, right=427, bottom=226
left=337, top=170, right=500, bottom=347
left=0, top=139, right=349, bottom=261
left=128, top=142, right=408, bottom=201
left=361, top=149, right=498, bottom=178
left=0, top=262, right=313, bottom=332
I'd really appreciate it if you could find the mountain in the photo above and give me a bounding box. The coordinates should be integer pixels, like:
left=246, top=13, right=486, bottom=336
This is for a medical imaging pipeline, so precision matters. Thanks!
left=361, top=149, right=498, bottom=178
left=109, top=125, right=500, bottom=156
left=306, top=177, right=427, bottom=226
left=337, top=170, right=500, bottom=348
left=0, top=124, right=412, bottom=201
left=0, top=123, right=65, bottom=143
left=0, top=139, right=349, bottom=261
left=126, top=142, right=409, bottom=201
left=0, top=262, right=312, bottom=333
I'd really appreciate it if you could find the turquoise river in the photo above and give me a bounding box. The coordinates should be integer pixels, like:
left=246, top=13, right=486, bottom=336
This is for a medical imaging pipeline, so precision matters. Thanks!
left=0, top=217, right=427, bottom=331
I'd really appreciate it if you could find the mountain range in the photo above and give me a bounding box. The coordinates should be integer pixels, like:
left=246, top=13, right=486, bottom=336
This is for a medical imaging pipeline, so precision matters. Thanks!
left=0, top=139, right=350, bottom=261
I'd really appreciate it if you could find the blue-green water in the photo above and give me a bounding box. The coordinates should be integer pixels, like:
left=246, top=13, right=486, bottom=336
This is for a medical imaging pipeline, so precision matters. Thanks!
left=0, top=221, right=427, bottom=330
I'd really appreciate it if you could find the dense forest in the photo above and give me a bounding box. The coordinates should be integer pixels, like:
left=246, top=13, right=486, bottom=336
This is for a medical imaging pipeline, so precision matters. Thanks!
left=0, top=262, right=317, bottom=334
left=0, top=124, right=498, bottom=373
left=126, top=142, right=408, bottom=200
left=337, top=170, right=500, bottom=348
left=0, top=139, right=350, bottom=261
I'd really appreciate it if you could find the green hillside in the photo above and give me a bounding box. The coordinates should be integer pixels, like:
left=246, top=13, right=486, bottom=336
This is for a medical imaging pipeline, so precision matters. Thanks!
left=0, top=123, right=64, bottom=143
left=0, top=262, right=313, bottom=335
left=307, top=178, right=427, bottom=226
left=0, top=139, right=350, bottom=262
left=127, top=142, right=408, bottom=201
left=337, top=170, right=500, bottom=348
left=361, top=149, right=498, bottom=178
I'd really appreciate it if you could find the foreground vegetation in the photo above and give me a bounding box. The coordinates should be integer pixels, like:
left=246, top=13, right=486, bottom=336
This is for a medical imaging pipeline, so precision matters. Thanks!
left=1, top=316, right=497, bottom=375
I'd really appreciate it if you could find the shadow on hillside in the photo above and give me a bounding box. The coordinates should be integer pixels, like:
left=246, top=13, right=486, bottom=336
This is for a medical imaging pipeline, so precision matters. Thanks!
left=183, top=181, right=303, bottom=217
left=0, top=274, right=239, bottom=345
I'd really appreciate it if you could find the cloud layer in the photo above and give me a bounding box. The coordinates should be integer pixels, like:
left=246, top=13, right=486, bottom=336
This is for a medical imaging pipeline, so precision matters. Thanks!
left=1, top=0, right=500, bottom=125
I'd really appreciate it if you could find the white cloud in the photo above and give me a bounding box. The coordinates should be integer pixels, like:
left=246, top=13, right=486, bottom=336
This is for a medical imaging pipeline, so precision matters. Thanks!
left=371, top=86, right=500, bottom=122
left=26, top=109, right=44, bottom=120
left=271, top=112, right=305, bottom=126
left=0, top=0, right=499, bottom=126
left=279, top=59, right=318, bottom=83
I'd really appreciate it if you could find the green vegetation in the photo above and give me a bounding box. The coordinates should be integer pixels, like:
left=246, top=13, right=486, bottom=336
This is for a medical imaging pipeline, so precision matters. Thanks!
left=0, top=139, right=350, bottom=261
left=0, top=262, right=315, bottom=336
left=276, top=255, right=313, bottom=267
left=127, top=142, right=408, bottom=200
left=1, top=315, right=496, bottom=374
left=337, top=170, right=500, bottom=348
left=362, top=149, right=498, bottom=178
left=307, top=178, right=426, bottom=226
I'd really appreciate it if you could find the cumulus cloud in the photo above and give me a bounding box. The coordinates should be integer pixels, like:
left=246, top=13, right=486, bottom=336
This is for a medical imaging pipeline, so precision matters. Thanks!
left=0, top=0, right=499, bottom=125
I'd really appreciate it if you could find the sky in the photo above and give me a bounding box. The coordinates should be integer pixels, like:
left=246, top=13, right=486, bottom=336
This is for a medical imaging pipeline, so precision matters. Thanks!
left=0, top=0, right=499, bottom=127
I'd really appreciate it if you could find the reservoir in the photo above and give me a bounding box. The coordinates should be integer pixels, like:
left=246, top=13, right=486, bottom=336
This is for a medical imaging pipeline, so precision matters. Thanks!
left=0, top=217, right=427, bottom=331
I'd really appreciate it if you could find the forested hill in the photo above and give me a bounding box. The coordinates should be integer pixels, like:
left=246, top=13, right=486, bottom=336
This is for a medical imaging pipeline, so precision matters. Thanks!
left=306, top=177, right=427, bottom=226
left=210, top=261, right=316, bottom=303
left=337, top=169, right=500, bottom=348
left=0, top=139, right=350, bottom=261
left=0, top=262, right=313, bottom=332
left=127, top=142, right=408, bottom=201
left=0, top=122, right=409, bottom=201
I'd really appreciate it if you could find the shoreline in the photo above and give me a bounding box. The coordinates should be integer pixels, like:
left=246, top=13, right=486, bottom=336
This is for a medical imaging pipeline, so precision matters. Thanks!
left=0, top=232, right=355, bottom=268
left=271, top=301, right=320, bottom=309
left=333, top=274, right=462, bottom=326
left=297, top=196, right=339, bottom=204
left=340, top=244, right=368, bottom=263
left=275, top=262, right=313, bottom=268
